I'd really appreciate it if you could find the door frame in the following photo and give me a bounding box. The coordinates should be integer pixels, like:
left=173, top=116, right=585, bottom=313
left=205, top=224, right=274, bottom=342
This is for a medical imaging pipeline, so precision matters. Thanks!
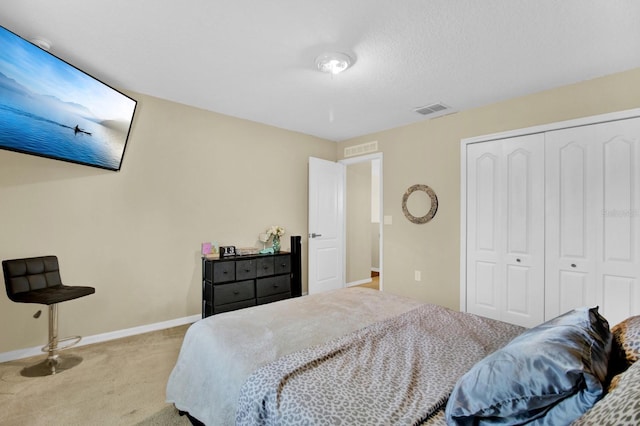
left=340, top=152, right=384, bottom=291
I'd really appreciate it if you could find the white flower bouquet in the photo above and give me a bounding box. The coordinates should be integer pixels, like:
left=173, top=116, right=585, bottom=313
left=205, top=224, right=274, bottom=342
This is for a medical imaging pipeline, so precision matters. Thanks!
left=266, top=225, right=285, bottom=238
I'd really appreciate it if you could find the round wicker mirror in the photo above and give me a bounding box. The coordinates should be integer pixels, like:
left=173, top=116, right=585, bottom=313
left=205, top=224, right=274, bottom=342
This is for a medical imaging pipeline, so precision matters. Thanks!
left=402, top=184, right=438, bottom=224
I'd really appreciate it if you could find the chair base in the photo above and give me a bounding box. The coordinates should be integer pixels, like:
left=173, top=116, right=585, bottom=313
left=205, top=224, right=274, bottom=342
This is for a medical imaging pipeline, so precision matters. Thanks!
left=20, top=354, right=83, bottom=377
left=20, top=304, right=84, bottom=377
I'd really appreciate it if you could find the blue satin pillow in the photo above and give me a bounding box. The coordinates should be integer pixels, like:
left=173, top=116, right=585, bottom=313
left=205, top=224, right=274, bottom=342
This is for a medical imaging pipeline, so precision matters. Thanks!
left=445, top=307, right=612, bottom=425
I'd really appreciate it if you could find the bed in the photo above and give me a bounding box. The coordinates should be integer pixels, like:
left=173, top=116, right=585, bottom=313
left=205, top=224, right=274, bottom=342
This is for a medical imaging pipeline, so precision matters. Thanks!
left=166, top=287, right=640, bottom=425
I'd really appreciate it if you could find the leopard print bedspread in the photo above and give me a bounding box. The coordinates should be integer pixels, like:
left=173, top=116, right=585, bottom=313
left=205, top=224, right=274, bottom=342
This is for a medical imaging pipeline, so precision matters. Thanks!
left=236, top=303, right=523, bottom=426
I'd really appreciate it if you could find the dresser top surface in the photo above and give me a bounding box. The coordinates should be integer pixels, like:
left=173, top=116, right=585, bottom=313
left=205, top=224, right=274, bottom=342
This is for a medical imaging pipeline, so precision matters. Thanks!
left=203, top=252, right=290, bottom=262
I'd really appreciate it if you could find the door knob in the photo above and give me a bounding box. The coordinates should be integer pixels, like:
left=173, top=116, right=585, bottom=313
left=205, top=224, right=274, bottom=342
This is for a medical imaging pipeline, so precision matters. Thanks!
left=309, top=233, right=323, bottom=238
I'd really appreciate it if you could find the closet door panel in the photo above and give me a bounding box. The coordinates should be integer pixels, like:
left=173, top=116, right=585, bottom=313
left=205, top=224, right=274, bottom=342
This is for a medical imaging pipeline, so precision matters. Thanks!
left=502, top=136, right=545, bottom=327
left=466, top=141, right=502, bottom=320
left=475, top=153, right=500, bottom=253
left=598, top=118, right=640, bottom=325
left=474, top=261, right=498, bottom=308
left=505, top=265, right=531, bottom=314
left=603, top=137, right=634, bottom=262
left=546, top=130, right=599, bottom=319
left=557, top=270, right=588, bottom=313
left=603, top=276, right=635, bottom=325
left=466, top=135, right=544, bottom=327
left=558, top=144, right=589, bottom=259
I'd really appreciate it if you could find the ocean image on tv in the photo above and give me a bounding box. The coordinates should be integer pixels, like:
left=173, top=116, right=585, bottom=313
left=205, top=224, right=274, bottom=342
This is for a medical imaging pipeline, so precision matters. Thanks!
left=0, top=26, right=136, bottom=170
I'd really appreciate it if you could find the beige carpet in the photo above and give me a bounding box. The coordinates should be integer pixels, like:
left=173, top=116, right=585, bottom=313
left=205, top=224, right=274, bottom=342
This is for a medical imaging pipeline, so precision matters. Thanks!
left=0, top=325, right=192, bottom=425
left=353, top=275, right=379, bottom=291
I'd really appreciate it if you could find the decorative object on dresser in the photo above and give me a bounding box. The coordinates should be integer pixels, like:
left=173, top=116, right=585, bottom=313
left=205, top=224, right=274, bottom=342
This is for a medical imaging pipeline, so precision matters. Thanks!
left=201, top=241, right=219, bottom=258
left=201, top=242, right=212, bottom=255
left=201, top=235, right=302, bottom=317
left=258, top=233, right=271, bottom=254
left=219, top=245, right=236, bottom=258
left=265, top=225, right=285, bottom=253
left=236, top=247, right=259, bottom=256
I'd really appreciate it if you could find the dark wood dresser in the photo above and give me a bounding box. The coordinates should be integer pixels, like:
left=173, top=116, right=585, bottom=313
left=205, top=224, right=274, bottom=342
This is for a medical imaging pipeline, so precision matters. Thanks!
left=201, top=237, right=302, bottom=318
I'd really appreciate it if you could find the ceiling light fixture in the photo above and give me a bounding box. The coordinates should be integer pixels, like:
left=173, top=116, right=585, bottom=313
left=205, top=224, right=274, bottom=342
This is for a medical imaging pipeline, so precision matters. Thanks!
left=31, top=37, right=52, bottom=51
left=315, top=52, right=354, bottom=75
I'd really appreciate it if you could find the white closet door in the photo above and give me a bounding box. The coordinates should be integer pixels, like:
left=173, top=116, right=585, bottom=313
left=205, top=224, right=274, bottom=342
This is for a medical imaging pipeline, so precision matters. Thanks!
left=466, top=134, right=545, bottom=327
left=545, top=118, right=640, bottom=325
left=466, top=140, right=503, bottom=321
left=501, top=136, right=545, bottom=326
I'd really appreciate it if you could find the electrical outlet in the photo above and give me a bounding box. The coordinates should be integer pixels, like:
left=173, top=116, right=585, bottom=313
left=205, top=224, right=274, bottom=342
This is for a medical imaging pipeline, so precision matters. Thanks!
left=414, top=270, right=421, bottom=281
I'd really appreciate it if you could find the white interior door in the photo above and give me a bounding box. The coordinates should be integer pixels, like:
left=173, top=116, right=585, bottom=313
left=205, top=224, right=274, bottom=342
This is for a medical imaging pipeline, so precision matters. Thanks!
left=308, top=157, right=345, bottom=294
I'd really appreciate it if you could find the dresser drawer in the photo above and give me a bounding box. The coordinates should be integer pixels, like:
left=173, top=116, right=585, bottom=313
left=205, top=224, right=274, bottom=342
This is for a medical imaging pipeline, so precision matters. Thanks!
left=214, top=298, right=256, bottom=314
left=213, top=280, right=254, bottom=306
left=274, top=254, right=291, bottom=275
left=212, top=261, right=235, bottom=283
left=256, top=275, right=291, bottom=298
left=256, top=257, right=274, bottom=277
left=236, top=259, right=256, bottom=280
left=257, top=292, right=291, bottom=305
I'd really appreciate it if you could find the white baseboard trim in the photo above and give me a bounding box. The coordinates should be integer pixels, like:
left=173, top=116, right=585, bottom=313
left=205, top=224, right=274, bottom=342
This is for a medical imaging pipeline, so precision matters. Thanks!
left=347, top=278, right=373, bottom=287
left=371, top=267, right=380, bottom=273
left=0, top=314, right=200, bottom=363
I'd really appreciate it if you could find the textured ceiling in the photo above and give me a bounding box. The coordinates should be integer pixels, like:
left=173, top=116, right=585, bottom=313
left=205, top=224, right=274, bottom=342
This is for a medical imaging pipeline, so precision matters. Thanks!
left=1, top=1, right=639, bottom=141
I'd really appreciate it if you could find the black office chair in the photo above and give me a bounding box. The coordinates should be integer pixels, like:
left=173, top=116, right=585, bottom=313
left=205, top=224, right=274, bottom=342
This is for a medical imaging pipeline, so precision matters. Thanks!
left=2, top=255, right=95, bottom=376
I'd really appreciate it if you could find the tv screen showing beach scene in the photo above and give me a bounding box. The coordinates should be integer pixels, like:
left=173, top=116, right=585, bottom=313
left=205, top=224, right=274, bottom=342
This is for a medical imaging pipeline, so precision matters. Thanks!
left=0, top=25, right=136, bottom=171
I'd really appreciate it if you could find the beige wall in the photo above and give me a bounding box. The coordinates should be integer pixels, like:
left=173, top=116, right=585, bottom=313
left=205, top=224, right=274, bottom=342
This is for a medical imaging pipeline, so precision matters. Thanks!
left=338, top=67, right=640, bottom=310
left=0, top=93, right=336, bottom=353
left=346, top=161, right=372, bottom=284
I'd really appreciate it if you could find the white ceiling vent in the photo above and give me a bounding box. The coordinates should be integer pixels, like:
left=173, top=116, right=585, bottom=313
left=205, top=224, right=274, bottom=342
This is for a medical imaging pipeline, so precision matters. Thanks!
left=344, top=141, right=378, bottom=158
left=414, top=102, right=450, bottom=116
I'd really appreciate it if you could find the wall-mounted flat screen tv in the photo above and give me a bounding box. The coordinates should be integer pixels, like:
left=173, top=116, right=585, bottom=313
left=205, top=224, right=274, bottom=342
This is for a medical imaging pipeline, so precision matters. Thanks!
left=0, top=25, right=137, bottom=171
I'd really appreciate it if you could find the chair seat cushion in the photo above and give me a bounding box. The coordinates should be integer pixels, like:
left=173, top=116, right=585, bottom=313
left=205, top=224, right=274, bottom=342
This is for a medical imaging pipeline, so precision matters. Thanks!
left=10, top=285, right=95, bottom=305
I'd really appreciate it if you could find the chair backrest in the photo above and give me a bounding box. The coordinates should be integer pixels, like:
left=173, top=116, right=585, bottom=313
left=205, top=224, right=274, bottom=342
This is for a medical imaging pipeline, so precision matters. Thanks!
left=2, top=256, right=62, bottom=301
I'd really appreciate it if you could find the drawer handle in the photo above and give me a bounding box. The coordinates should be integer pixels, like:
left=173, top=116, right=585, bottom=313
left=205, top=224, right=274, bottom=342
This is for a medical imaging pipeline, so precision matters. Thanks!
left=244, top=269, right=250, bottom=272
left=280, top=263, right=287, bottom=267
left=571, top=264, right=577, bottom=268
left=516, top=258, right=521, bottom=263
left=273, top=285, right=279, bottom=288
left=223, top=271, right=228, bottom=275
left=233, top=291, right=240, bottom=295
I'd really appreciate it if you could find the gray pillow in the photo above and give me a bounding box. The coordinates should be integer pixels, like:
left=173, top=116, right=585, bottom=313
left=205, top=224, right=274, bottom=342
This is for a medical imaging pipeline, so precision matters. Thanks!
left=445, top=307, right=611, bottom=425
